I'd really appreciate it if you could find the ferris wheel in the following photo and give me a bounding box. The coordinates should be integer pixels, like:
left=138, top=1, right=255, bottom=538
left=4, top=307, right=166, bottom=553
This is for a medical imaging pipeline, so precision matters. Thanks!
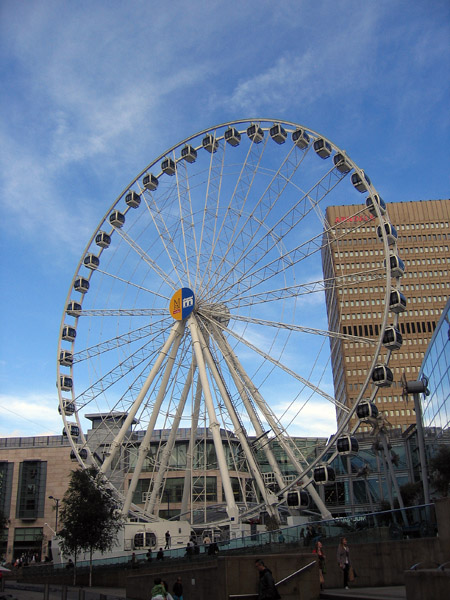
left=57, top=119, right=401, bottom=526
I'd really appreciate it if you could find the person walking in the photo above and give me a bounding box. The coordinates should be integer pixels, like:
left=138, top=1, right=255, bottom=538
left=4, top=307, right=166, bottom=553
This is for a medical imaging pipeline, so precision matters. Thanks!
left=337, top=537, right=351, bottom=589
left=255, top=558, right=281, bottom=600
left=313, top=540, right=326, bottom=589
left=172, top=577, right=183, bottom=600
left=151, top=577, right=167, bottom=600
left=165, top=531, right=171, bottom=549
left=156, top=547, right=164, bottom=561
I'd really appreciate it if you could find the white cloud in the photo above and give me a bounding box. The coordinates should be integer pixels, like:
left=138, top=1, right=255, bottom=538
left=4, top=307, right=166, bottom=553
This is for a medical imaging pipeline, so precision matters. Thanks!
left=0, top=392, right=62, bottom=437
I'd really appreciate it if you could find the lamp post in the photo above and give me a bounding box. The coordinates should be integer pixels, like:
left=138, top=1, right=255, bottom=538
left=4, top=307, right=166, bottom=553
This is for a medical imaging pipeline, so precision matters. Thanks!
left=48, top=496, right=60, bottom=533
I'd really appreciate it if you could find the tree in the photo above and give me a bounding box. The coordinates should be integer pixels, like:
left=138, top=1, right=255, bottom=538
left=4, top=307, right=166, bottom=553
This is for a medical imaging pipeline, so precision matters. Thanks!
left=58, top=466, right=124, bottom=586
left=429, top=445, right=450, bottom=497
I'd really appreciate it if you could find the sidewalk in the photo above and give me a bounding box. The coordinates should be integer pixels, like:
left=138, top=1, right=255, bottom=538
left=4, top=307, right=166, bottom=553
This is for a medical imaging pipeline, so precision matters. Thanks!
left=320, top=585, right=407, bottom=599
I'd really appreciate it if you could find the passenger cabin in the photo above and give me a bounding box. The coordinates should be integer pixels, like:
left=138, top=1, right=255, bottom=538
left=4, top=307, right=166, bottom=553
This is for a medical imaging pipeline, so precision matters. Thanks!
left=59, top=400, right=75, bottom=416
left=125, top=191, right=141, bottom=208
left=224, top=127, right=241, bottom=146
left=161, top=157, right=176, bottom=175
left=66, top=301, right=81, bottom=316
left=70, top=448, right=88, bottom=461
left=59, top=375, right=73, bottom=391
left=181, top=145, right=197, bottom=163
left=372, top=364, right=394, bottom=387
left=313, top=464, right=335, bottom=484
left=351, top=171, right=371, bottom=193
left=109, top=211, right=125, bottom=228
left=292, top=128, right=310, bottom=149
left=389, top=290, right=407, bottom=313
left=270, top=123, right=287, bottom=144
left=337, top=435, right=359, bottom=455
left=143, top=173, right=159, bottom=191
left=286, top=490, right=309, bottom=508
left=59, top=350, right=73, bottom=366
left=202, top=134, right=219, bottom=153
left=63, top=423, right=79, bottom=437
left=95, top=231, right=111, bottom=248
left=366, top=195, right=386, bottom=216
left=62, top=325, right=76, bottom=342
left=385, top=254, right=405, bottom=278
left=333, top=152, right=352, bottom=174
left=247, top=123, right=264, bottom=143
left=74, top=277, right=90, bottom=293
left=356, top=400, right=379, bottom=421
left=83, top=254, right=100, bottom=270
left=313, top=138, right=332, bottom=159
left=377, top=223, right=398, bottom=246
left=383, top=326, right=403, bottom=350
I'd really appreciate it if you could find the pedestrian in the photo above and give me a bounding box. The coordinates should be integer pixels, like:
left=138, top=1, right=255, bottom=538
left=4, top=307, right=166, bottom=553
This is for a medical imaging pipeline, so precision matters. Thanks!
left=131, top=552, right=137, bottom=569
left=185, top=540, right=193, bottom=559
left=163, top=581, right=174, bottom=600
left=165, top=530, right=171, bottom=549
left=337, top=537, right=352, bottom=589
left=203, top=534, right=211, bottom=553
left=151, top=577, right=167, bottom=600
left=313, top=540, right=326, bottom=589
left=156, top=547, right=164, bottom=561
left=255, top=558, right=281, bottom=600
left=172, top=577, right=183, bottom=600
left=146, top=549, right=152, bottom=563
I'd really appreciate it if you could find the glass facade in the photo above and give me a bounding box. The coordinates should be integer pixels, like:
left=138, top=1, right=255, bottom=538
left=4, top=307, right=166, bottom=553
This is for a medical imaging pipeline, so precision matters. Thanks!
left=419, top=298, right=450, bottom=435
left=15, top=461, right=47, bottom=520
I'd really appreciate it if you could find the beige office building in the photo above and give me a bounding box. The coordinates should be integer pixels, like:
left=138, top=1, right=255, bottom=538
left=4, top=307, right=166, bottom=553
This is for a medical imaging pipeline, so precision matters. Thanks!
left=322, top=199, right=449, bottom=432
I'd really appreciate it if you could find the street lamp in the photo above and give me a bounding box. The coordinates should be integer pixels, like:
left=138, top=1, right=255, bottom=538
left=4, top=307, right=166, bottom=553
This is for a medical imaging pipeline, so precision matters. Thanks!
left=48, top=496, right=60, bottom=532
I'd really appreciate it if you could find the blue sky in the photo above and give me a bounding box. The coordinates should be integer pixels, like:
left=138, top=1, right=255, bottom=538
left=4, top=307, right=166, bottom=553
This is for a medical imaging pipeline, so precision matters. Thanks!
left=0, top=0, right=449, bottom=438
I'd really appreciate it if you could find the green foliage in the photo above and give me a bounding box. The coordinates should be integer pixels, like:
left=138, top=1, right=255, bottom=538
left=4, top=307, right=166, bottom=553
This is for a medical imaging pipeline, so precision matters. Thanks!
left=58, top=466, right=124, bottom=583
left=398, top=481, right=424, bottom=507
left=429, top=445, right=450, bottom=497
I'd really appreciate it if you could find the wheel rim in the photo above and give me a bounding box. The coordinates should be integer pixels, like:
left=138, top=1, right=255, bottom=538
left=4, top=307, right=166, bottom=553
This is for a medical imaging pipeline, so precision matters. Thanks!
left=57, top=119, right=397, bottom=525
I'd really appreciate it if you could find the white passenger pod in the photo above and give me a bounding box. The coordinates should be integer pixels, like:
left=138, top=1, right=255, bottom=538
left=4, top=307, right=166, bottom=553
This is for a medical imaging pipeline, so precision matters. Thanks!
left=63, top=423, right=79, bottom=437
left=389, top=290, right=407, bottom=313
left=336, top=435, right=359, bottom=455
left=202, top=134, right=219, bottom=153
left=70, top=448, right=87, bottom=460
left=333, top=152, right=352, bottom=174
left=95, top=231, right=111, bottom=248
left=125, top=191, right=141, bottom=208
left=351, top=171, right=371, bottom=193
left=247, top=123, right=264, bottom=143
left=66, top=301, right=81, bottom=317
left=377, top=223, right=398, bottom=246
left=74, top=277, right=89, bottom=293
left=313, top=464, right=336, bottom=484
left=313, top=138, right=332, bottom=159
left=270, top=123, right=287, bottom=144
left=382, top=326, right=403, bottom=350
left=181, top=145, right=197, bottom=163
left=84, top=253, right=100, bottom=270
left=161, top=157, right=176, bottom=175
left=224, top=127, right=241, bottom=146
left=286, top=490, right=309, bottom=508
left=109, top=211, right=125, bottom=228
left=62, top=325, right=76, bottom=342
left=59, top=399, right=75, bottom=416
left=59, top=375, right=73, bottom=391
left=357, top=400, right=379, bottom=421
left=59, top=350, right=73, bottom=366
left=372, top=364, right=394, bottom=387
left=142, top=173, right=159, bottom=191
left=292, top=128, right=310, bottom=149
left=385, top=254, right=405, bottom=278
left=366, top=194, right=386, bottom=216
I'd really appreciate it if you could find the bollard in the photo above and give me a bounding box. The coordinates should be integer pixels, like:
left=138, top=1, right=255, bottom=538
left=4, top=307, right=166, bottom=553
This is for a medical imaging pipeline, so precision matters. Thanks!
left=62, top=585, right=67, bottom=600
left=44, top=583, right=50, bottom=600
left=79, top=588, right=85, bottom=600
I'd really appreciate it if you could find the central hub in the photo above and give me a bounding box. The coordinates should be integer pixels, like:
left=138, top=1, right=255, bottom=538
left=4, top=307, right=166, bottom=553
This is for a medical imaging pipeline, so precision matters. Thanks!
left=170, top=287, right=195, bottom=320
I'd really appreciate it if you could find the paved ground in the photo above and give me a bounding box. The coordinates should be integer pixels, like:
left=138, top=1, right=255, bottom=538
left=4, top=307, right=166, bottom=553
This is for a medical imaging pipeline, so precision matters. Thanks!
left=2, top=581, right=408, bottom=600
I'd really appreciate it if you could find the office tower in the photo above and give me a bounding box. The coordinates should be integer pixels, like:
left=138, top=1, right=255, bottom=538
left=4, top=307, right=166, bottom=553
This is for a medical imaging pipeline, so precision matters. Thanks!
left=322, top=199, right=449, bottom=432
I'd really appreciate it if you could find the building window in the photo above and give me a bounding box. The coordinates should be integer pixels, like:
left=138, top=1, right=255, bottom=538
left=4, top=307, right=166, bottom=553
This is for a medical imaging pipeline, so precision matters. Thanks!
left=0, top=461, right=14, bottom=518
left=16, top=461, right=47, bottom=520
